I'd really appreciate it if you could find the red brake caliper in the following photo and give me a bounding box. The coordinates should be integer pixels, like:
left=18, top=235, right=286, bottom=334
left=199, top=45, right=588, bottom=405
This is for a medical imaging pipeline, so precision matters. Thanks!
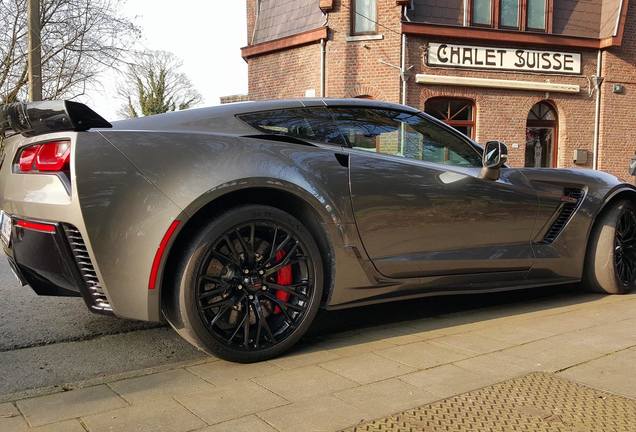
left=274, top=250, right=292, bottom=314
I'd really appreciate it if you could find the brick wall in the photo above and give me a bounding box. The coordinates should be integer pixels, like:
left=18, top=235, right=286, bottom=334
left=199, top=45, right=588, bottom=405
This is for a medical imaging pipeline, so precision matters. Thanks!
left=599, top=7, right=636, bottom=181
left=325, top=0, right=402, bottom=101
left=405, top=37, right=598, bottom=169
left=248, top=44, right=322, bottom=100
left=245, top=0, right=404, bottom=102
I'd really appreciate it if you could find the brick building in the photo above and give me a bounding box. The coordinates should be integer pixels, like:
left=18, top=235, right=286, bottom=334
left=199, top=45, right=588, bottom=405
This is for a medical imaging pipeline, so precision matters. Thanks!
left=240, top=0, right=635, bottom=180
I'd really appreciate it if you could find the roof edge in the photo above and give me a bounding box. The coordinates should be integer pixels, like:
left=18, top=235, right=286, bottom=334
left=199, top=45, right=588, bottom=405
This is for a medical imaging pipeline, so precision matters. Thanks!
left=241, top=27, right=328, bottom=59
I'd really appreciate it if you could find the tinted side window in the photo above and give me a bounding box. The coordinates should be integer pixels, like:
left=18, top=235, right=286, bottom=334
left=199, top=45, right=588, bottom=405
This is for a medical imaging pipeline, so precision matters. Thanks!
left=330, top=108, right=482, bottom=167
left=239, top=108, right=344, bottom=145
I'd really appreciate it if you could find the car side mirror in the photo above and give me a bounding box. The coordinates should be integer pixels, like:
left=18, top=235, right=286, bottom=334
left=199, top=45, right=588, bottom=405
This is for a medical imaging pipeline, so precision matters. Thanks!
left=630, top=154, right=636, bottom=176
left=481, top=141, right=508, bottom=181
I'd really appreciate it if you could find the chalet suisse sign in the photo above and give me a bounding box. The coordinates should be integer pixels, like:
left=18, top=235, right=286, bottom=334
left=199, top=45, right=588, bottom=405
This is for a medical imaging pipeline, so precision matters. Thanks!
left=427, top=43, right=582, bottom=75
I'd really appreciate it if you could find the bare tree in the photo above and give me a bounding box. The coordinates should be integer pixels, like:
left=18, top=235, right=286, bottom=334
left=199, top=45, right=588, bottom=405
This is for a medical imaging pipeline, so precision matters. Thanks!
left=119, top=50, right=202, bottom=118
left=0, top=0, right=139, bottom=103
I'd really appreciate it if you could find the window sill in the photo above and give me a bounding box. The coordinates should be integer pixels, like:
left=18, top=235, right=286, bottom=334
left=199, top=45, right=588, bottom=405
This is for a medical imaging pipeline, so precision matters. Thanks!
left=346, top=34, right=384, bottom=42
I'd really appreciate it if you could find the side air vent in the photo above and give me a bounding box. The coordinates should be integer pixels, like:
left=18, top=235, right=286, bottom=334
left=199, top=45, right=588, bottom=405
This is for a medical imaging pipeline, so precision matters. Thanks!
left=63, top=225, right=113, bottom=315
left=541, top=188, right=585, bottom=244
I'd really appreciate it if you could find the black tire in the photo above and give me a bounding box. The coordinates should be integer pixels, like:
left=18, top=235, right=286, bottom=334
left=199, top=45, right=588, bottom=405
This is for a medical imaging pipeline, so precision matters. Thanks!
left=584, top=199, right=636, bottom=294
left=170, top=204, right=324, bottom=363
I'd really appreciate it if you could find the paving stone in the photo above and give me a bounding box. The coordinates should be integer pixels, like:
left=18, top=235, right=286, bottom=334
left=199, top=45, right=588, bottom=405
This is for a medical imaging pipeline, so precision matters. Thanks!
left=187, top=360, right=282, bottom=387
left=82, top=399, right=205, bottom=432
left=518, top=312, right=601, bottom=336
left=380, top=331, right=442, bottom=345
left=340, top=340, right=401, bottom=356
left=318, top=335, right=397, bottom=357
left=271, top=345, right=341, bottom=370
left=16, top=385, right=127, bottom=427
left=253, top=365, right=357, bottom=401
left=0, top=415, right=27, bottom=432
left=429, top=331, right=512, bottom=355
left=0, top=402, right=19, bottom=418
left=198, top=415, right=278, bottom=432
left=400, top=364, right=497, bottom=398
left=31, top=420, right=86, bottom=432
left=559, top=322, right=636, bottom=353
left=175, top=380, right=287, bottom=425
left=108, top=368, right=216, bottom=403
left=471, top=322, right=553, bottom=345
left=376, top=341, right=473, bottom=369
left=258, top=395, right=369, bottom=432
left=559, top=347, right=636, bottom=399
left=569, top=302, right=636, bottom=324
left=334, top=378, right=438, bottom=415
left=452, top=351, right=536, bottom=382
left=369, top=321, right=455, bottom=345
left=501, top=335, right=606, bottom=372
left=352, top=323, right=423, bottom=345
left=320, top=352, right=416, bottom=384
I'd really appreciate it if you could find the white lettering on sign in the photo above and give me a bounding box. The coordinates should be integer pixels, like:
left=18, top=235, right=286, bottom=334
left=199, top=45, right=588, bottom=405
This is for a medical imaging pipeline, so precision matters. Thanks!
left=427, top=43, right=582, bottom=75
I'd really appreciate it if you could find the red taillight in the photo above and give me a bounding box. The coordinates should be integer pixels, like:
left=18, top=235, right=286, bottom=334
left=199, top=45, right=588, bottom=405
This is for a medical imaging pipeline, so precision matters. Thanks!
left=36, top=141, right=71, bottom=171
left=16, top=140, right=71, bottom=174
left=18, top=145, right=41, bottom=172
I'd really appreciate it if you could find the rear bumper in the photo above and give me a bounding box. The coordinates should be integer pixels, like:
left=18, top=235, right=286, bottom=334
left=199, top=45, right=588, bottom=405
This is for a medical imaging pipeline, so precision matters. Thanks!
left=0, top=130, right=182, bottom=322
left=2, top=215, right=114, bottom=315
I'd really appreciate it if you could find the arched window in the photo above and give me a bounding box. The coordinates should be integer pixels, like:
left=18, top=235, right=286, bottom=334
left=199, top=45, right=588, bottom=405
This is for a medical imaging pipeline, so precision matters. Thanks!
left=525, top=101, right=558, bottom=168
left=424, top=97, right=476, bottom=139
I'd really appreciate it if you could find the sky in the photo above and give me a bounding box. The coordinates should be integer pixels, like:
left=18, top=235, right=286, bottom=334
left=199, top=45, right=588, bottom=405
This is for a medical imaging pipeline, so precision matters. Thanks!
left=81, top=0, right=248, bottom=121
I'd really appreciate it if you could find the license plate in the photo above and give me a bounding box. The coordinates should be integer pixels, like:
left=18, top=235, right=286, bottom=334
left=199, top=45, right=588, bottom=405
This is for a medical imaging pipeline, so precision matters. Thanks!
left=0, top=211, right=12, bottom=247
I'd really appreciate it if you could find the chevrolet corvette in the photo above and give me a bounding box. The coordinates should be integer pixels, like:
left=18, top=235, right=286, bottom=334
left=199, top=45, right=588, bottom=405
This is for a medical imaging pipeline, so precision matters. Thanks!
left=0, top=98, right=634, bottom=362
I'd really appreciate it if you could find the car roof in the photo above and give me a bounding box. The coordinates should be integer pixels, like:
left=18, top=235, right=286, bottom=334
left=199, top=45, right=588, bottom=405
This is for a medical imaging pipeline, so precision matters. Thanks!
left=109, top=98, right=421, bottom=135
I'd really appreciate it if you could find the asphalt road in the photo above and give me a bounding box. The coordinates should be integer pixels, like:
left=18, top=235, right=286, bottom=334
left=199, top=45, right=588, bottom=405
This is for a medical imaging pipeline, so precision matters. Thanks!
left=0, top=259, right=204, bottom=398
left=0, top=255, right=588, bottom=399
left=0, top=259, right=158, bottom=351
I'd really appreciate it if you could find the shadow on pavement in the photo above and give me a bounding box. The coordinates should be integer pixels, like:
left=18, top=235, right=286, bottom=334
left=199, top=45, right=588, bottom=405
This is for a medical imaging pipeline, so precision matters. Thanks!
left=303, top=284, right=601, bottom=344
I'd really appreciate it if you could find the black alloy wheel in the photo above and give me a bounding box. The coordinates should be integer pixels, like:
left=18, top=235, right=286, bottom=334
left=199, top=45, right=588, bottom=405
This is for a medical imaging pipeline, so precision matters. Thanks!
left=169, top=205, right=325, bottom=362
left=614, top=208, right=636, bottom=287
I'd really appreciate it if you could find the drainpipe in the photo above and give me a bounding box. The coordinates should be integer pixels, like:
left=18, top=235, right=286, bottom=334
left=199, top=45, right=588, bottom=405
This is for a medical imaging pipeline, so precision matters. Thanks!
left=401, top=33, right=407, bottom=105
left=320, top=38, right=326, bottom=97
left=593, top=49, right=603, bottom=170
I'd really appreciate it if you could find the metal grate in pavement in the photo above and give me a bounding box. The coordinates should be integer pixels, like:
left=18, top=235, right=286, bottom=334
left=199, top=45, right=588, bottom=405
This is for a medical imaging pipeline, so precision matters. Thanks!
left=343, top=372, right=636, bottom=432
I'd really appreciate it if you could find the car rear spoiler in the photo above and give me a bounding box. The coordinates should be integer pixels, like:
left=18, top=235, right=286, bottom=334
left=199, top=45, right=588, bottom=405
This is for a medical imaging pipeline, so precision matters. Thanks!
left=0, top=100, right=111, bottom=138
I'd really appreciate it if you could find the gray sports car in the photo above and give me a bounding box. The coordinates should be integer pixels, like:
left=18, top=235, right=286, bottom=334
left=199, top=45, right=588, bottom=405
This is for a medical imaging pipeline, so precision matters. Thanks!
left=1, top=98, right=635, bottom=362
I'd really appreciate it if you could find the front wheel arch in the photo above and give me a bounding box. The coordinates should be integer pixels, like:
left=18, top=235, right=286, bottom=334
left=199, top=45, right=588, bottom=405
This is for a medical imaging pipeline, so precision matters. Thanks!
left=584, top=189, right=636, bottom=293
left=160, top=187, right=335, bottom=328
left=585, top=188, right=636, bottom=254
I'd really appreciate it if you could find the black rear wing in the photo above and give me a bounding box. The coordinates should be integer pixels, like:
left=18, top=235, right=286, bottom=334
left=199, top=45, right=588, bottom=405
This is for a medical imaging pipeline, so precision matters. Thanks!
left=0, top=101, right=111, bottom=138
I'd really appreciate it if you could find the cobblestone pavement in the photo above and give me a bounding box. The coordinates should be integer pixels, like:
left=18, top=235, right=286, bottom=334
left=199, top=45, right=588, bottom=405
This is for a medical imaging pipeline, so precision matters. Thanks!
left=1, top=291, right=635, bottom=432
